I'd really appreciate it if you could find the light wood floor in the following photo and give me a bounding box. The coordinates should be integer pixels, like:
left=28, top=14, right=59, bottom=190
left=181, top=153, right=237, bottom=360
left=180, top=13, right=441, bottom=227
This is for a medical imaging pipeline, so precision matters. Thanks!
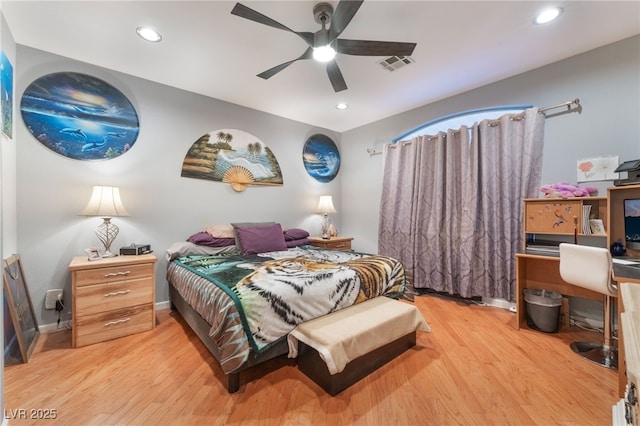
left=4, top=294, right=617, bottom=425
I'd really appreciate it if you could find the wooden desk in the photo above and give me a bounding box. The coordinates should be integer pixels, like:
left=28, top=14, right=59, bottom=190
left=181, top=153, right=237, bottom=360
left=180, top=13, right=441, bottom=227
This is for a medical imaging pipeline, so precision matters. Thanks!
left=515, top=251, right=640, bottom=397
left=515, top=253, right=601, bottom=330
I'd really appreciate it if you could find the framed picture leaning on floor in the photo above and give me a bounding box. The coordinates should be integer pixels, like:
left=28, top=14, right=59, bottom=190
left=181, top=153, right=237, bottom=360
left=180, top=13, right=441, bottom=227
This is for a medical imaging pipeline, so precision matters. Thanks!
left=3, top=254, right=39, bottom=363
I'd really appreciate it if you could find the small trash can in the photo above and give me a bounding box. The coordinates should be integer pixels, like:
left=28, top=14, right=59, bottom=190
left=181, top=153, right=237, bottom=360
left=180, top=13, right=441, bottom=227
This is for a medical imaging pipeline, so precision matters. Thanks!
left=524, top=288, right=562, bottom=333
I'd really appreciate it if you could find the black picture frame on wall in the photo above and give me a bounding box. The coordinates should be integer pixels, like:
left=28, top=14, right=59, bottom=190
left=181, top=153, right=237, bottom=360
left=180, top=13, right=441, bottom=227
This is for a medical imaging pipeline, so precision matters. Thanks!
left=3, top=254, right=40, bottom=363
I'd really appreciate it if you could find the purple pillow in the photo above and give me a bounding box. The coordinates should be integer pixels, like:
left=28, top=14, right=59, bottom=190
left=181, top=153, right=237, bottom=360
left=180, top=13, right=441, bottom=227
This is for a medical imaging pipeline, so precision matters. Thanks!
left=235, top=223, right=287, bottom=255
left=231, top=221, right=276, bottom=248
left=187, top=232, right=235, bottom=247
left=284, top=228, right=310, bottom=241
left=286, top=238, right=310, bottom=248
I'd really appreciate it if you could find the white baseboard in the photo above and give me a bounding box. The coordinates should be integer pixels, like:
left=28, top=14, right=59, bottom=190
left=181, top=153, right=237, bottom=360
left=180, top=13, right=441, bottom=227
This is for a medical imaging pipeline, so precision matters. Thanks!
left=39, top=301, right=172, bottom=334
left=39, top=322, right=69, bottom=334
left=481, top=297, right=516, bottom=312
left=156, top=300, right=171, bottom=311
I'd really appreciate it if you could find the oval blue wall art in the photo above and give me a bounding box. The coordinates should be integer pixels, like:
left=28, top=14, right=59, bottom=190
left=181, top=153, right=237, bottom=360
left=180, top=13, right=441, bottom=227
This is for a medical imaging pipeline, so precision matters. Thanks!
left=303, top=134, right=340, bottom=183
left=20, top=72, right=139, bottom=160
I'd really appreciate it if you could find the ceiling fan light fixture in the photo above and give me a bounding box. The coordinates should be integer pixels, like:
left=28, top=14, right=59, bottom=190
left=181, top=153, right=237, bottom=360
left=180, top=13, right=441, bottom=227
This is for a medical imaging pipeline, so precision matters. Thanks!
left=231, top=1, right=416, bottom=92
left=313, top=45, right=336, bottom=62
left=136, top=26, right=162, bottom=42
left=534, top=7, right=563, bottom=24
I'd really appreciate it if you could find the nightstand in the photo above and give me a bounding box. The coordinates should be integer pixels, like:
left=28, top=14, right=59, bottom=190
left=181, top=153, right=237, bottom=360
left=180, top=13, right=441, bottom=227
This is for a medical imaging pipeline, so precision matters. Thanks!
left=308, top=236, right=354, bottom=251
left=69, top=253, right=157, bottom=348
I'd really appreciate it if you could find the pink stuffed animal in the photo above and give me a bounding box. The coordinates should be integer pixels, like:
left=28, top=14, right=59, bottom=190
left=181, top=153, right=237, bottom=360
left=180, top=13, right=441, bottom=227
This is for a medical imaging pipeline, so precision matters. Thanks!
left=540, top=182, right=598, bottom=198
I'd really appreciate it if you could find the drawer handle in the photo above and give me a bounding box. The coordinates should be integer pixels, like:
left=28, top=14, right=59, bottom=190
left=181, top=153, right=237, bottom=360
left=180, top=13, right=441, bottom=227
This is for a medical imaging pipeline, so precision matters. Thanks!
left=104, top=318, right=131, bottom=327
left=104, top=290, right=131, bottom=297
left=104, top=271, right=131, bottom=277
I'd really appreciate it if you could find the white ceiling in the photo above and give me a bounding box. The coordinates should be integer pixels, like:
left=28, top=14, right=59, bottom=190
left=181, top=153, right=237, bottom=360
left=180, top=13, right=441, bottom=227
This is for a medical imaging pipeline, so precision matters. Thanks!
left=2, top=1, right=639, bottom=132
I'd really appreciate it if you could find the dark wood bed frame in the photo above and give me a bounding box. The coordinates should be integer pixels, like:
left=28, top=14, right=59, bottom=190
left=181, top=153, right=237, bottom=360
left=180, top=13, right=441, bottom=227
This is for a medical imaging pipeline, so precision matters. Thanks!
left=298, top=332, right=416, bottom=396
left=168, top=285, right=289, bottom=393
left=169, top=285, right=417, bottom=395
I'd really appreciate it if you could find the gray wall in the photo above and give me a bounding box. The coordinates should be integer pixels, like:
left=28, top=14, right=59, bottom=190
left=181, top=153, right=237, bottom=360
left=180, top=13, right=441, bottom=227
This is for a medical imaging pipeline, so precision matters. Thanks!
left=13, top=35, right=640, bottom=329
left=15, top=45, right=341, bottom=328
left=341, top=35, right=640, bottom=254
left=0, top=9, right=17, bottom=423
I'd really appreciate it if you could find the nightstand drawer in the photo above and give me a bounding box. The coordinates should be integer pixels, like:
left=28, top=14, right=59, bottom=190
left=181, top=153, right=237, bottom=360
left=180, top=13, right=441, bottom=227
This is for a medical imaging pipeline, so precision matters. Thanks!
left=309, top=237, right=354, bottom=251
left=74, top=277, right=153, bottom=317
left=69, top=253, right=157, bottom=348
left=74, top=304, right=154, bottom=347
left=327, top=241, right=351, bottom=250
left=74, top=263, right=153, bottom=287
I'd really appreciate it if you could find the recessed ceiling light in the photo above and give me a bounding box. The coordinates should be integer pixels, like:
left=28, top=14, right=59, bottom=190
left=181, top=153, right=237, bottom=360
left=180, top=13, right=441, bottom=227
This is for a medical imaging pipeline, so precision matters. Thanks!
left=336, top=103, right=348, bottom=110
left=136, top=26, right=162, bottom=42
left=534, top=7, right=563, bottom=24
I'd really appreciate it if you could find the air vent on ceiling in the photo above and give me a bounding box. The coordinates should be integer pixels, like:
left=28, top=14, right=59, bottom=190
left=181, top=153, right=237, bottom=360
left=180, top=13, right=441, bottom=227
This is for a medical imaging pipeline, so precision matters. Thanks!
left=378, top=56, right=415, bottom=72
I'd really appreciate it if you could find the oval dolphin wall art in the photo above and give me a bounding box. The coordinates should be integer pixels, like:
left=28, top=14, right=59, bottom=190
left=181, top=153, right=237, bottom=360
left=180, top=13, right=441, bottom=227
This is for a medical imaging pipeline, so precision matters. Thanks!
left=303, top=134, right=340, bottom=183
left=181, top=129, right=283, bottom=192
left=20, top=72, right=139, bottom=160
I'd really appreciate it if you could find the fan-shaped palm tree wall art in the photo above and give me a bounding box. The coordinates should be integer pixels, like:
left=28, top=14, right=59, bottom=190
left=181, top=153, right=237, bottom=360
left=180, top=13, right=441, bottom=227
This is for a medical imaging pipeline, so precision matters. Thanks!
left=181, top=129, right=283, bottom=192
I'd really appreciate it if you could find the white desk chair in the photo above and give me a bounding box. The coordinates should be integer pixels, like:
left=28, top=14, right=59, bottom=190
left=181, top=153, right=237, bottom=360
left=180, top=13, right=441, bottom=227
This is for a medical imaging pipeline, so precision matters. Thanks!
left=558, top=243, right=618, bottom=369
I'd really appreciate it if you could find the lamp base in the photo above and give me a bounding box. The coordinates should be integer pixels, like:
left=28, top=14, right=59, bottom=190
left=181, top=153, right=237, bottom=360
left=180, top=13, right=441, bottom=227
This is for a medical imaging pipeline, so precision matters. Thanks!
left=321, top=213, right=331, bottom=240
left=95, top=218, right=120, bottom=258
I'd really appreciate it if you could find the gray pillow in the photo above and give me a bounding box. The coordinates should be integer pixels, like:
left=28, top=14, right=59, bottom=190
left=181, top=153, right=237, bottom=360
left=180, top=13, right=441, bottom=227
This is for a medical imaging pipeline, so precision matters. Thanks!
left=166, top=241, right=238, bottom=261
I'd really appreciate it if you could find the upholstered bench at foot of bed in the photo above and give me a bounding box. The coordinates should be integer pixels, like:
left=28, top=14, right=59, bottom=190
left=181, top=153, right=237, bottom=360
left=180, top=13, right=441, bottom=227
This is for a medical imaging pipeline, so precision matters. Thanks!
left=287, top=296, right=431, bottom=396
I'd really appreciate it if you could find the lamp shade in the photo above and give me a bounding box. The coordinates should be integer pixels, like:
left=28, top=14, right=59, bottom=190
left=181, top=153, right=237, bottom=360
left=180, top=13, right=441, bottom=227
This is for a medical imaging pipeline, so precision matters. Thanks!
left=316, top=195, right=336, bottom=214
left=80, top=186, right=129, bottom=217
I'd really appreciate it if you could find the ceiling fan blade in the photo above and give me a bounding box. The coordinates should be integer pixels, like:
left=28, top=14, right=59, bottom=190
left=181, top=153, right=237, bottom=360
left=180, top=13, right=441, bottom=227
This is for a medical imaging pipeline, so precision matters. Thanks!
left=231, top=3, right=314, bottom=46
left=328, top=0, right=364, bottom=41
left=326, top=60, right=348, bottom=92
left=257, top=47, right=314, bottom=80
left=336, top=39, right=417, bottom=57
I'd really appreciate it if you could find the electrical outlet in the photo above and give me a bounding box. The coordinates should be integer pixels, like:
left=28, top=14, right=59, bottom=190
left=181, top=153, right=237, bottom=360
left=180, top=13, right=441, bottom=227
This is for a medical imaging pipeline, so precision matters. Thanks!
left=45, top=289, right=63, bottom=310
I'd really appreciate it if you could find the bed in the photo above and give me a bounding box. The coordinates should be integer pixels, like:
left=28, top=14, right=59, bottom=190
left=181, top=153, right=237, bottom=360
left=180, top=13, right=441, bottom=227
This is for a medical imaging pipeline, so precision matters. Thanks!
left=165, top=223, right=408, bottom=392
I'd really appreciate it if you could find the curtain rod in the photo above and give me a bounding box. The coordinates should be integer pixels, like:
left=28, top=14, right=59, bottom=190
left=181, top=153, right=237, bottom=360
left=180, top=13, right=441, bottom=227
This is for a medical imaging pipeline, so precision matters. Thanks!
left=376, top=99, right=581, bottom=156
left=539, top=98, right=581, bottom=117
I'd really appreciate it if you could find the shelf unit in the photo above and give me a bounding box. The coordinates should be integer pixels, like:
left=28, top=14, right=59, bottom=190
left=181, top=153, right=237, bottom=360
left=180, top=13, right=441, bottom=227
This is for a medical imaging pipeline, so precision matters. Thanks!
left=523, top=197, right=607, bottom=250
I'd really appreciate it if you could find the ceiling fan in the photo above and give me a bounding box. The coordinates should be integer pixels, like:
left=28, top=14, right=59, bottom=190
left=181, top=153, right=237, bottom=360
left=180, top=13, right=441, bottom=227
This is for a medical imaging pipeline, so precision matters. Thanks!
left=231, top=1, right=417, bottom=92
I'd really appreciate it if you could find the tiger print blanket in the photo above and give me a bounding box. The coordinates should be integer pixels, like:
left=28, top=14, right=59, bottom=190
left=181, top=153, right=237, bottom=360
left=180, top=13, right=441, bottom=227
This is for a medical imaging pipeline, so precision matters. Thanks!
left=170, top=246, right=407, bottom=359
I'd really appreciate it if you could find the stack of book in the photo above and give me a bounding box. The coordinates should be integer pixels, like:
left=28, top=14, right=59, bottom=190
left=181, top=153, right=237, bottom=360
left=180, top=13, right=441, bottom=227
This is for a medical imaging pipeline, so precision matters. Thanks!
left=582, top=204, right=592, bottom=234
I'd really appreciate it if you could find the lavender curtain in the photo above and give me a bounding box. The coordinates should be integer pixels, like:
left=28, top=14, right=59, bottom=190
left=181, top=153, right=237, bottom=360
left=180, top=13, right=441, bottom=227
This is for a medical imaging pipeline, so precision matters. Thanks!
left=379, top=108, right=545, bottom=301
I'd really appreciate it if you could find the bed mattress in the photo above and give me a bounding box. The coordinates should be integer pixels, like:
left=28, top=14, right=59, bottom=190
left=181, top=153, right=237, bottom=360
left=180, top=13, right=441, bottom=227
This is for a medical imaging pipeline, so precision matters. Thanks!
left=166, top=246, right=407, bottom=374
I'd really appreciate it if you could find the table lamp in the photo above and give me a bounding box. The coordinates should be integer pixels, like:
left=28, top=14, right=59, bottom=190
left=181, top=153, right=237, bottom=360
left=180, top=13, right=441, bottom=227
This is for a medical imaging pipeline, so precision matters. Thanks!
left=317, top=195, right=336, bottom=239
left=80, top=186, right=129, bottom=257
